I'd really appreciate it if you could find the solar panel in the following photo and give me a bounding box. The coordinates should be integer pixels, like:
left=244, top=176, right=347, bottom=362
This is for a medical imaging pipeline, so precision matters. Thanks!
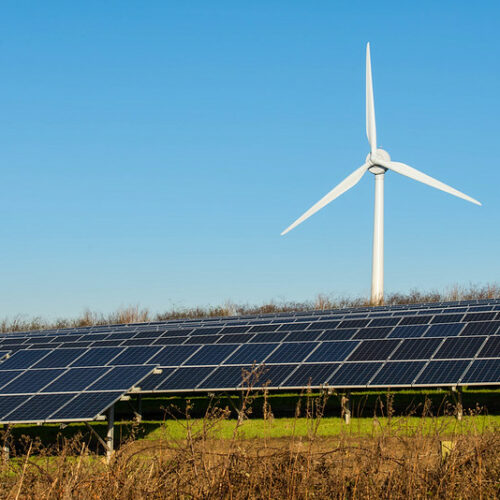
left=353, top=327, right=392, bottom=339
left=41, top=367, right=110, bottom=392
left=369, top=361, right=426, bottom=386
left=5, top=393, right=76, bottom=423
left=183, top=344, right=238, bottom=366
left=306, top=342, right=359, bottom=362
left=388, top=325, right=428, bottom=338
left=390, top=338, right=442, bottom=360
left=197, top=365, right=253, bottom=390
left=318, top=329, right=357, bottom=341
left=223, top=343, right=278, bottom=365
left=477, top=336, right=500, bottom=358
left=49, top=392, right=124, bottom=421
left=281, top=363, right=340, bottom=388
left=424, top=323, right=464, bottom=337
left=0, top=298, right=498, bottom=422
left=0, top=395, right=30, bottom=419
left=433, top=337, right=487, bottom=359
left=0, top=350, right=50, bottom=370
left=148, top=345, right=200, bottom=366
left=414, top=360, right=470, bottom=386
left=87, top=365, right=155, bottom=391
left=461, top=359, right=500, bottom=385
left=70, top=347, right=124, bottom=367
left=347, top=339, right=400, bottom=361
left=1, top=369, right=66, bottom=394
left=265, top=342, right=318, bottom=363
left=255, top=364, right=297, bottom=387
left=328, top=362, right=382, bottom=387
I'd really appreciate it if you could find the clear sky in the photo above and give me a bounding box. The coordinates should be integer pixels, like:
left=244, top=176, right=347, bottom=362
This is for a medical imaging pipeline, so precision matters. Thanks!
left=0, top=1, right=499, bottom=319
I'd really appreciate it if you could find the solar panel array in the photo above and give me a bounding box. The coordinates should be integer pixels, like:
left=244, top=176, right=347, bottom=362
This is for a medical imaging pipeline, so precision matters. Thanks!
left=0, top=299, right=499, bottom=423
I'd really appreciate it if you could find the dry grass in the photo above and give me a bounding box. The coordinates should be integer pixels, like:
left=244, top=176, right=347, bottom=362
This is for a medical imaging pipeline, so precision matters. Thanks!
left=0, top=388, right=499, bottom=499
left=1, top=283, right=499, bottom=333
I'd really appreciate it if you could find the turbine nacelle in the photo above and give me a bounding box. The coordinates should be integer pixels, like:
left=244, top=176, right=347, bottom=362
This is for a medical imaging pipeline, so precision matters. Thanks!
left=366, top=149, right=390, bottom=175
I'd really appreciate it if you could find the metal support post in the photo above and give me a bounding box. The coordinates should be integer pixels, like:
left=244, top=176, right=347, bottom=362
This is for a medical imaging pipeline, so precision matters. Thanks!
left=136, top=394, right=143, bottom=422
left=341, top=392, right=351, bottom=425
left=106, top=405, right=115, bottom=463
left=1, top=425, right=9, bottom=462
left=456, top=387, right=463, bottom=421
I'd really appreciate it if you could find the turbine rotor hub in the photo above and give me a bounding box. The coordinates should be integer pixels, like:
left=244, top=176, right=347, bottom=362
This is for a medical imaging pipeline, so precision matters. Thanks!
left=366, top=148, right=390, bottom=174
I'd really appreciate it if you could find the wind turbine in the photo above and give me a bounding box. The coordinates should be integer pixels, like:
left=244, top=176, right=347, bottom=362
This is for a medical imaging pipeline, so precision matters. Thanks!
left=281, top=43, right=481, bottom=306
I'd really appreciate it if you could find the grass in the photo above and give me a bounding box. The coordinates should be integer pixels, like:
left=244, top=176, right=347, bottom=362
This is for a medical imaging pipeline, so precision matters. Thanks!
left=145, top=414, right=500, bottom=441
left=0, top=389, right=499, bottom=499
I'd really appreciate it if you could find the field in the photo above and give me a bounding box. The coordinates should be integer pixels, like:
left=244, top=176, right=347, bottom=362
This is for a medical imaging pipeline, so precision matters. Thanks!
left=0, top=390, right=499, bottom=499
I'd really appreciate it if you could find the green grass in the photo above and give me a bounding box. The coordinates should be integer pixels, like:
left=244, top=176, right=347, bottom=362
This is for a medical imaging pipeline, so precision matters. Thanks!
left=143, top=415, right=500, bottom=441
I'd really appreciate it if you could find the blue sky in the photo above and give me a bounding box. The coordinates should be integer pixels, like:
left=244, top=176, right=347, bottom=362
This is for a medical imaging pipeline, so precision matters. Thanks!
left=0, top=1, right=499, bottom=319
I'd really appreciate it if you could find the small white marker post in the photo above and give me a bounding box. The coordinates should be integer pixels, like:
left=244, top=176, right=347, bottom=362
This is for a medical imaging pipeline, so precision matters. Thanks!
left=106, top=405, right=114, bottom=463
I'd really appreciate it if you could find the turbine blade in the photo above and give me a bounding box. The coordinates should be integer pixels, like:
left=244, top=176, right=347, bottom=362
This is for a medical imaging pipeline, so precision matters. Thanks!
left=381, top=160, right=482, bottom=206
left=366, top=42, right=377, bottom=154
left=281, top=163, right=369, bottom=235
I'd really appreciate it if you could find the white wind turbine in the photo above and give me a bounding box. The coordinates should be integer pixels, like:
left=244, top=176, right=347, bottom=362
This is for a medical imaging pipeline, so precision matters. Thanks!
left=281, top=43, right=481, bottom=306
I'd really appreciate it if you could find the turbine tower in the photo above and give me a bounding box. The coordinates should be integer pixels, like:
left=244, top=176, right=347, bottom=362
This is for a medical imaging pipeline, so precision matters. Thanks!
left=281, top=43, right=481, bottom=306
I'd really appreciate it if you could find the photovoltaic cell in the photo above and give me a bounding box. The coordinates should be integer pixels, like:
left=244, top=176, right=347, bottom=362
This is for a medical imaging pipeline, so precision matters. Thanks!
left=153, top=337, right=186, bottom=345
left=50, top=392, right=123, bottom=421
left=87, top=365, right=155, bottom=391
left=431, top=314, right=464, bottom=324
left=1, top=369, right=66, bottom=394
left=390, top=338, right=442, bottom=360
left=155, top=366, right=215, bottom=391
left=328, top=362, right=382, bottom=386
left=148, top=345, right=200, bottom=366
left=369, top=361, right=425, bottom=386
left=0, top=349, right=49, bottom=370
left=32, top=348, right=87, bottom=369
left=185, top=335, right=220, bottom=344
left=282, top=363, right=340, bottom=387
left=400, top=315, right=433, bottom=325
left=461, top=359, right=500, bottom=384
left=5, top=393, right=76, bottom=422
left=109, top=346, right=161, bottom=365
left=306, top=342, right=358, bottom=362
left=414, top=360, right=470, bottom=385
left=347, top=339, right=400, bottom=361
left=368, top=317, right=401, bottom=327
left=388, top=325, right=428, bottom=338
left=249, top=332, right=290, bottom=343
left=183, top=344, right=238, bottom=366
left=223, top=343, right=278, bottom=365
left=318, top=329, right=357, bottom=341
left=255, top=364, right=297, bottom=387
left=42, top=367, right=109, bottom=392
left=197, top=365, right=252, bottom=389
left=424, top=323, right=464, bottom=337
left=0, top=395, right=29, bottom=419
left=0, top=371, right=23, bottom=390
left=352, top=327, right=392, bottom=339
left=217, top=334, right=253, bottom=344
left=460, top=321, right=500, bottom=336
left=265, top=342, right=318, bottom=364
left=433, top=336, right=486, bottom=359
left=338, top=319, right=370, bottom=329
left=285, top=331, right=322, bottom=342
left=464, top=312, right=496, bottom=322
left=310, top=321, right=340, bottom=330
left=251, top=324, right=280, bottom=332
left=70, top=348, right=124, bottom=367
left=477, top=336, right=500, bottom=358
left=139, top=368, right=175, bottom=391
